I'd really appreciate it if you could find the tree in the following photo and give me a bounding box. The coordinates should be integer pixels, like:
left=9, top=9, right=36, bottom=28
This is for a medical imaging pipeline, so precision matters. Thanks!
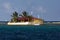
left=19, top=11, right=28, bottom=17
left=19, top=11, right=33, bottom=22
left=10, top=11, right=33, bottom=22
left=27, top=15, right=33, bottom=22
left=11, top=11, right=18, bottom=22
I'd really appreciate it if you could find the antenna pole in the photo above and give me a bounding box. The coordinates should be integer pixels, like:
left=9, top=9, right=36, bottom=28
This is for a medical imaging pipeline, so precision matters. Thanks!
left=30, top=11, right=33, bottom=15
left=38, top=14, right=40, bottom=18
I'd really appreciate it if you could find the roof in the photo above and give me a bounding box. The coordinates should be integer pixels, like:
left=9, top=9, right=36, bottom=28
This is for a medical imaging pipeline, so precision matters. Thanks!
left=17, top=17, right=29, bottom=20
left=17, top=17, right=43, bottom=21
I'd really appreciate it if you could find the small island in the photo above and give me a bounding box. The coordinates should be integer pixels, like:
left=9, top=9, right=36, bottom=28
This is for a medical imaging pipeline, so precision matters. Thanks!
left=7, top=11, right=44, bottom=25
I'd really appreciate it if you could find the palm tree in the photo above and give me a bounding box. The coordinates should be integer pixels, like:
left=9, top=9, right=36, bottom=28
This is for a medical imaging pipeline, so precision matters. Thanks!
left=11, top=11, right=18, bottom=22
left=16, top=11, right=33, bottom=22
left=19, top=11, right=33, bottom=22
left=19, top=11, right=28, bottom=17
left=27, top=15, right=33, bottom=22
left=22, top=11, right=28, bottom=17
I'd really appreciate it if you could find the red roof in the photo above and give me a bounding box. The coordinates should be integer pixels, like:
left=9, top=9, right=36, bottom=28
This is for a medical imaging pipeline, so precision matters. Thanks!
left=17, top=17, right=29, bottom=20
left=17, top=17, right=41, bottom=21
left=32, top=17, right=40, bottom=20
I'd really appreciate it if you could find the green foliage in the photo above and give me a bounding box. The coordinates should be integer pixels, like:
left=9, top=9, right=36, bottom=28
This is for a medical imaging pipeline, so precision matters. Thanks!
left=11, top=11, right=18, bottom=22
left=21, top=11, right=28, bottom=17
left=21, top=11, right=33, bottom=21
left=11, top=11, right=33, bottom=22
left=27, top=15, right=33, bottom=22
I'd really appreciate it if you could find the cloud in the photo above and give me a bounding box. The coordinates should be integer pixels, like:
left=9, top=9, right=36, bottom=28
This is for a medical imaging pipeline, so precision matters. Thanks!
left=3, top=2, right=11, bottom=10
left=31, top=6, right=46, bottom=14
left=36, top=6, right=46, bottom=13
left=2, top=2, right=15, bottom=14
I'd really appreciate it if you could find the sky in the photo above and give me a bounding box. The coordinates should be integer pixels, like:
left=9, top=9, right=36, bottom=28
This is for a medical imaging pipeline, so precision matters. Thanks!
left=0, top=0, right=60, bottom=21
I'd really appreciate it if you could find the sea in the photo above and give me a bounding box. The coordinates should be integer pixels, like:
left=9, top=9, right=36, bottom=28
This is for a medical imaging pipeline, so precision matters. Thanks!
left=0, top=21, right=60, bottom=40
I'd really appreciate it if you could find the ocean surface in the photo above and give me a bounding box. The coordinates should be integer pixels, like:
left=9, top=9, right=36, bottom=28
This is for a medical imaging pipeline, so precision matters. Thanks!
left=0, top=24, right=60, bottom=40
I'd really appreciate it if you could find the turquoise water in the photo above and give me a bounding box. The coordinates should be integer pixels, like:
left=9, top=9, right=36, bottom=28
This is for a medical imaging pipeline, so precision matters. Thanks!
left=0, top=24, right=60, bottom=40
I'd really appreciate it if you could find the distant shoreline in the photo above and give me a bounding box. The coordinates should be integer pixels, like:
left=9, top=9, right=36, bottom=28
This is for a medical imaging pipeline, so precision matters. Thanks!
left=0, top=21, right=60, bottom=25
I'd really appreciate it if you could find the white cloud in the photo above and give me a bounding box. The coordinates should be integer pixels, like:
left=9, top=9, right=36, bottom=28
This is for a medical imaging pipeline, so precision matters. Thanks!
left=3, top=2, right=11, bottom=10
left=2, top=2, right=14, bottom=14
left=36, top=6, right=46, bottom=13
left=31, top=6, right=46, bottom=14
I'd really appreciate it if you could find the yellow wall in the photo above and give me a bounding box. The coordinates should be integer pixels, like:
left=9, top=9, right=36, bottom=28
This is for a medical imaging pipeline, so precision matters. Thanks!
left=33, top=19, right=44, bottom=24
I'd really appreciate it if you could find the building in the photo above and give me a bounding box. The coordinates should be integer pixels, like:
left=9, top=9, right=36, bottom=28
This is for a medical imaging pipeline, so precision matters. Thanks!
left=32, top=17, right=44, bottom=24
left=17, top=17, right=44, bottom=24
